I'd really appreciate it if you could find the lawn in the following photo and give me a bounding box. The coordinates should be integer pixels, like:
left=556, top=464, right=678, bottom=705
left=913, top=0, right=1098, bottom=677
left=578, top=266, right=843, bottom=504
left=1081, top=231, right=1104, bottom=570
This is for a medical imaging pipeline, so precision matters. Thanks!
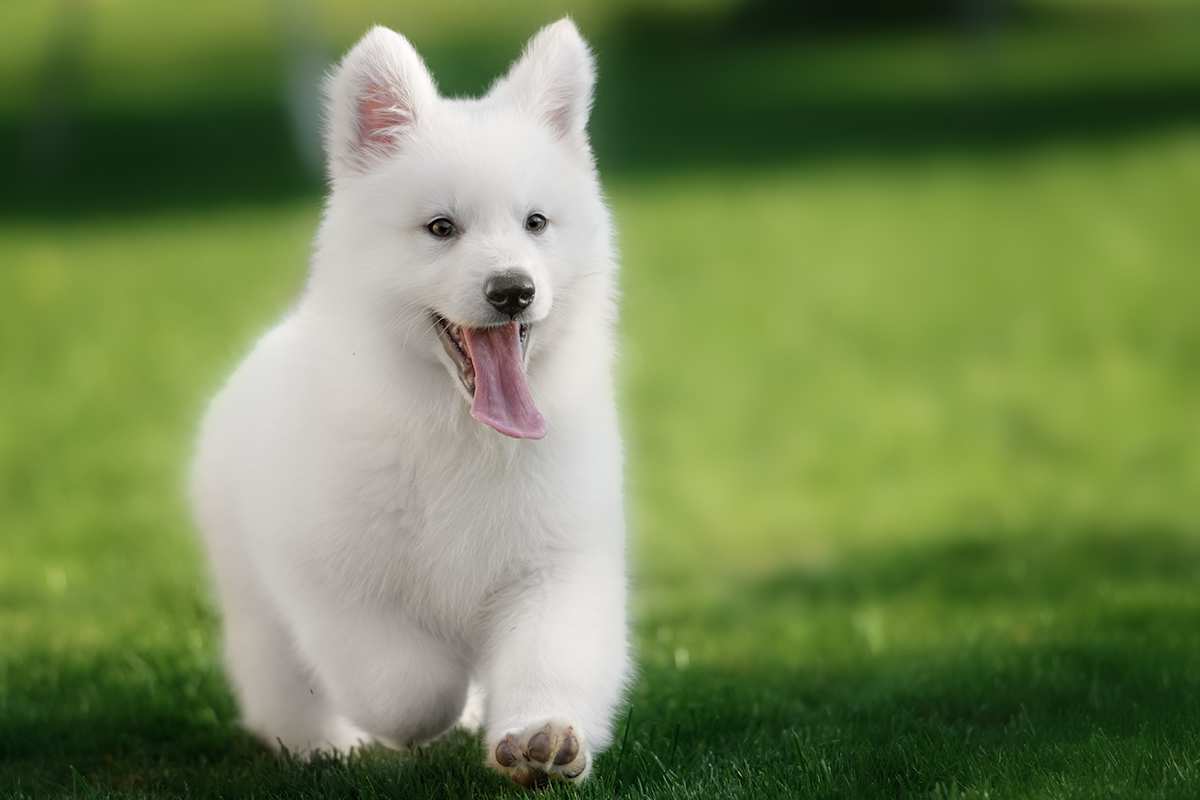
left=2, top=2, right=1200, bottom=798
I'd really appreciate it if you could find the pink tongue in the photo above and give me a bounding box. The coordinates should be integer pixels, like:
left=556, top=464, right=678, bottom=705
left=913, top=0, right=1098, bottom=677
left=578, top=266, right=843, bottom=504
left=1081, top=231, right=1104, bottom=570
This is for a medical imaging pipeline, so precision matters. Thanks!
left=461, top=323, right=546, bottom=440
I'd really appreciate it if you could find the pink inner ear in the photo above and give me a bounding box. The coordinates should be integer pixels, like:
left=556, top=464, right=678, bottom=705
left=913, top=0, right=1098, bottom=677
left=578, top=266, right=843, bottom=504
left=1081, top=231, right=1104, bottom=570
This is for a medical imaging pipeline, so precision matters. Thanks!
left=358, top=84, right=411, bottom=149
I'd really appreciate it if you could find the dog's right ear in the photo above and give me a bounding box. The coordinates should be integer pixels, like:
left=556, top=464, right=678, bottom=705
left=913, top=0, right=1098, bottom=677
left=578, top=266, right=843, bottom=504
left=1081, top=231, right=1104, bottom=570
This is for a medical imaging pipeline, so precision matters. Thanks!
left=324, top=26, right=438, bottom=178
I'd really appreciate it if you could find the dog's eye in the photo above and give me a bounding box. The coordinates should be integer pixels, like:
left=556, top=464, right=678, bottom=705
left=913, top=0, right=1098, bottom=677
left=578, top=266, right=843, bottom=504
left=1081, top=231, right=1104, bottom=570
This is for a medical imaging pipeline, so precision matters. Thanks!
left=525, top=213, right=548, bottom=234
left=427, top=218, right=457, bottom=239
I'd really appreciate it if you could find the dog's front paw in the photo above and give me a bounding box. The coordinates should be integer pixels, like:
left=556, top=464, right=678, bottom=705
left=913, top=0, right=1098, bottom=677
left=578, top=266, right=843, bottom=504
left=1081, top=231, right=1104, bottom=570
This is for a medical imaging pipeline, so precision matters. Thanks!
left=487, top=719, right=590, bottom=788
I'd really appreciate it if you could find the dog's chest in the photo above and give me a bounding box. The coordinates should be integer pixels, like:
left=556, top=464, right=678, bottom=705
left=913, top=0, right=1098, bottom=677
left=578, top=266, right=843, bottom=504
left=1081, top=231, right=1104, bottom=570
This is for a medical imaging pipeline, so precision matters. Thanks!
left=334, top=432, right=571, bottom=638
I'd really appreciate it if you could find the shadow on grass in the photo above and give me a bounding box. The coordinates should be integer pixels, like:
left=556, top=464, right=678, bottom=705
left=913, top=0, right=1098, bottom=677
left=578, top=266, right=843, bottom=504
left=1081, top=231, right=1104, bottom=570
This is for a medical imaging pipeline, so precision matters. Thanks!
left=2, top=528, right=1198, bottom=798
left=747, top=526, right=1200, bottom=607
left=4, top=20, right=1200, bottom=221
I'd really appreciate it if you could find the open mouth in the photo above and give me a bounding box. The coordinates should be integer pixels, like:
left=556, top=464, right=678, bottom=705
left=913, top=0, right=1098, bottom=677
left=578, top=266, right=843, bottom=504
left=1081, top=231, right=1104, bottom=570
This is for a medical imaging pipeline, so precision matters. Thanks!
left=434, top=314, right=544, bottom=439
left=435, top=315, right=530, bottom=395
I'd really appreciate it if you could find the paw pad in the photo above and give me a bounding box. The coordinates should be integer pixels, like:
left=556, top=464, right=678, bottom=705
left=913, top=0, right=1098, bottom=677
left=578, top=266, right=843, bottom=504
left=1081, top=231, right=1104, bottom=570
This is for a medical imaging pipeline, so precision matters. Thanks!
left=488, top=720, right=589, bottom=787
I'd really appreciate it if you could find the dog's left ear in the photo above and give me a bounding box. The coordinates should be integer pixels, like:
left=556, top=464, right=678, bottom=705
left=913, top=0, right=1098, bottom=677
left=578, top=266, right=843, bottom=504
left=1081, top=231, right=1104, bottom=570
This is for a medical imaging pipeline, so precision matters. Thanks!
left=491, top=18, right=595, bottom=147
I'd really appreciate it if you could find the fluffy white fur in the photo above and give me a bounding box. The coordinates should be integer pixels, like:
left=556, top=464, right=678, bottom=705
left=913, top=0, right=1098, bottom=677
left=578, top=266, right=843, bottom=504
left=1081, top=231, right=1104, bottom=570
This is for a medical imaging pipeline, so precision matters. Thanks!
left=190, top=19, right=628, bottom=786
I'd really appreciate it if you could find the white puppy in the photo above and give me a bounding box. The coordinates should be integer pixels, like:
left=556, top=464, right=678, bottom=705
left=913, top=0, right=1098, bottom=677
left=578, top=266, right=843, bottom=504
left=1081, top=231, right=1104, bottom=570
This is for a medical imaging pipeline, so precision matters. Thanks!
left=189, top=19, right=628, bottom=787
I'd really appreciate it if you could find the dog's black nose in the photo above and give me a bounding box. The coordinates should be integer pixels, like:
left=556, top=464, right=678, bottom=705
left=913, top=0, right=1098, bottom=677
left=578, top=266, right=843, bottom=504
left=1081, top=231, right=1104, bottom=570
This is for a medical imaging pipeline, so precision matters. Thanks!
left=484, top=271, right=536, bottom=318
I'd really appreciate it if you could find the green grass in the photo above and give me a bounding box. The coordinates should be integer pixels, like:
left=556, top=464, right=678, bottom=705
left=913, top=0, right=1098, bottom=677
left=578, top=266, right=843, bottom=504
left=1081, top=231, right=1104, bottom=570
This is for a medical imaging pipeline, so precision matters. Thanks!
left=3, top=2, right=1200, bottom=798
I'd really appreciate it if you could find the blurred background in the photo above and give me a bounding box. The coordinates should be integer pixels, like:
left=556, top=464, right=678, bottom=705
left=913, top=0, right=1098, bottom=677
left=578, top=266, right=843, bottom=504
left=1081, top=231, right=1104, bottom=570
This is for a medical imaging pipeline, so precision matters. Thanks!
left=2, top=1, right=1199, bottom=797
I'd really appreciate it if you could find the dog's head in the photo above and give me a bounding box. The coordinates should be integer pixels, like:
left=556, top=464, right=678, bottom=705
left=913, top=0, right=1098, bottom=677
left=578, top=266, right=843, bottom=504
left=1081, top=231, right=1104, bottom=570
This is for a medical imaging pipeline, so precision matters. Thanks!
left=313, top=20, right=613, bottom=440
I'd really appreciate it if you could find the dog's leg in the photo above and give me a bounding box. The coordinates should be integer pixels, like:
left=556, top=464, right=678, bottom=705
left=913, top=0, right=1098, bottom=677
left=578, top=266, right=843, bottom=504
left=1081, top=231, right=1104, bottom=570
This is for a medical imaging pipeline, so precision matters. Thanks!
left=209, top=557, right=368, bottom=757
left=199, top=493, right=361, bottom=756
left=292, top=606, right=470, bottom=749
left=456, top=681, right=486, bottom=733
left=222, top=602, right=367, bottom=755
left=480, top=553, right=629, bottom=786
